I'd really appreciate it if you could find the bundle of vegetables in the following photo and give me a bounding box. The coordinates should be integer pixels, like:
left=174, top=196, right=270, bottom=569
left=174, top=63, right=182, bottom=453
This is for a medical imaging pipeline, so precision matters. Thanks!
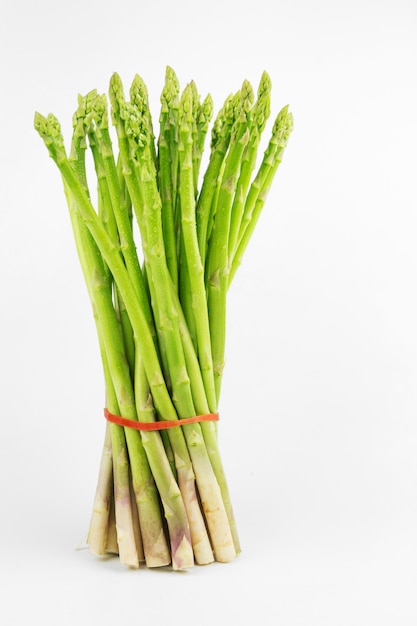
left=34, top=67, right=293, bottom=570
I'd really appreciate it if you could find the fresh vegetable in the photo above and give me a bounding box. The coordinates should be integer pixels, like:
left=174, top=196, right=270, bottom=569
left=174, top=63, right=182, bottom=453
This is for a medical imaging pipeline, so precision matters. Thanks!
left=34, top=67, right=293, bottom=569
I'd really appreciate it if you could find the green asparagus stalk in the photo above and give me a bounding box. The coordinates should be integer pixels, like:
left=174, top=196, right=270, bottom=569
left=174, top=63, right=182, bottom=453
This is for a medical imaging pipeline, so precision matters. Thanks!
left=70, top=225, right=140, bottom=567
left=90, top=93, right=145, bottom=302
left=158, top=67, right=180, bottom=289
left=229, top=104, right=294, bottom=284
left=228, top=71, right=271, bottom=259
left=191, top=83, right=213, bottom=194
left=66, top=107, right=140, bottom=567
left=195, top=92, right=235, bottom=265
left=72, top=258, right=160, bottom=567
left=177, top=87, right=212, bottom=347
left=205, top=81, right=253, bottom=401
left=172, top=287, right=241, bottom=552
left=178, top=84, right=217, bottom=412
left=85, top=102, right=137, bottom=378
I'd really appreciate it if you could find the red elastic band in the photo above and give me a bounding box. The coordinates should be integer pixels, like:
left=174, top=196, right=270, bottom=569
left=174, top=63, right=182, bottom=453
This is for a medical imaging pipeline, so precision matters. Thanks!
left=104, top=407, right=219, bottom=431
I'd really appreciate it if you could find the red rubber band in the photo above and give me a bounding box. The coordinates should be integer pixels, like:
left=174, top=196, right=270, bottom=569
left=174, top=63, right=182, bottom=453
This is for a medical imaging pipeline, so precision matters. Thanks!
left=104, top=407, right=219, bottom=431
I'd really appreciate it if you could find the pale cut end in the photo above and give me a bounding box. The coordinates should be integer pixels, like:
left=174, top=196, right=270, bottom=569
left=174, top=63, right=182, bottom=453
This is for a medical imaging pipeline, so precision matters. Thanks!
left=87, top=498, right=110, bottom=555
left=105, top=496, right=119, bottom=554
left=192, top=536, right=215, bottom=565
left=213, top=542, right=236, bottom=563
left=171, top=534, right=195, bottom=570
left=105, top=524, right=119, bottom=555
left=142, top=528, right=171, bottom=568
left=130, top=477, right=145, bottom=562
left=116, top=525, right=140, bottom=569
left=204, top=508, right=236, bottom=563
left=177, top=466, right=214, bottom=565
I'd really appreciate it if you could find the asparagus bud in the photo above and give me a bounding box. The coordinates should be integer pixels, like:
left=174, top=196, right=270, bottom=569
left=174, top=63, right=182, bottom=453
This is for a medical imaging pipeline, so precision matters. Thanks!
left=160, top=66, right=180, bottom=115
left=34, top=112, right=67, bottom=163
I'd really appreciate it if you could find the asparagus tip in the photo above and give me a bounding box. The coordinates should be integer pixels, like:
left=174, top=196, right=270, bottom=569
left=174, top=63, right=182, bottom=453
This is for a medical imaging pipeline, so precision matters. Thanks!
left=251, top=71, right=272, bottom=133
left=130, top=74, right=155, bottom=144
left=165, top=65, right=180, bottom=89
left=197, top=93, right=214, bottom=130
left=34, top=111, right=66, bottom=161
left=273, top=104, right=294, bottom=147
left=241, top=79, right=254, bottom=112
left=259, top=70, right=272, bottom=96
left=189, top=80, right=200, bottom=108
left=179, top=83, right=193, bottom=126
left=72, top=90, right=97, bottom=137
left=130, top=73, right=149, bottom=108
left=161, top=66, right=180, bottom=107
left=109, top=72, right=125, bottom=122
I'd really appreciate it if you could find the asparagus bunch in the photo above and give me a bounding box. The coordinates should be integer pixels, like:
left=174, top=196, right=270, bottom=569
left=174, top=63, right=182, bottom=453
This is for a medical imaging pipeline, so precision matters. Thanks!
left=34, top=68, right=293, bottom=570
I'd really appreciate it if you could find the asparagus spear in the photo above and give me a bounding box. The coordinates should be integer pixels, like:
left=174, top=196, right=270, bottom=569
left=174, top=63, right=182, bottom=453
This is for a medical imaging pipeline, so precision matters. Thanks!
left=158, top=67, right=180, bottom=289
left=229, top=104, right=294, bottom=284
left=178, top=87, right=212, bottom=343
left=205, top=81, right=253, bottom=402
left=191, top=83, right=213, bottom=194
left=228, top=71, right=272, bottom=259
left=178, top=84, right=217, bottom=412
left=195, top=92, right=235, bottom=265
left=67, top=105, right=141, bottom=567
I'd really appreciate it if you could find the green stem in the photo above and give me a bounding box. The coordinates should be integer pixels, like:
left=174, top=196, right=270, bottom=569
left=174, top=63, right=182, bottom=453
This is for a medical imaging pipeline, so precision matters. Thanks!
left=174, top=285, right=240, bottom=552
left=67, top=193, right=140, bottom=568
left=229, top=105, right=294, bottom=284
left=88, top=127, right=136, bottom=378
left=196, top=93, right=235, bottom=266
left=134, top=345, right=214, bottom=565
left=189, top=82, right=213, bottom=194
left=205, top=82, right=252, bottom=401
left=178, top=84, right=217, bottom=412
left=158, top=67, right=180, bottom=289
left=158, top=129, right=179, bottom=288
left=66, top=110, right=139, bottom=566
left=178, top=231, right=197, bottom=348
left=228, top=71, right=271, bottom=259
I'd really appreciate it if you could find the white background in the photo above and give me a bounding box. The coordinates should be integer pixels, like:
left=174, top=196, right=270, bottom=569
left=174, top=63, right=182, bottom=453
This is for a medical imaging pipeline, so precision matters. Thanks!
left=1, top=0, right=416, bottom=624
